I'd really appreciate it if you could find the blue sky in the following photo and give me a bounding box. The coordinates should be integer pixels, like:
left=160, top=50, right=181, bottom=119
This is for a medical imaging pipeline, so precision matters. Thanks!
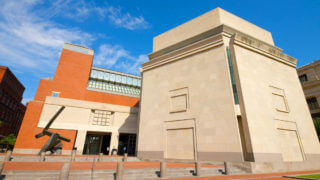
left=0, top=0, right=319, bottom=104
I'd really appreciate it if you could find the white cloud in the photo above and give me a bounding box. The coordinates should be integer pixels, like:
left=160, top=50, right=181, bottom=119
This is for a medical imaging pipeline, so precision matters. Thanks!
left=94, top=44, right=148, bottom=75
left=106, top=7, right=150, bottom=30
left=42, top=0, right=150, bottom=30
left=22, top=98, right=32, bottom=105
left=0, top=0, right=94, bottom=71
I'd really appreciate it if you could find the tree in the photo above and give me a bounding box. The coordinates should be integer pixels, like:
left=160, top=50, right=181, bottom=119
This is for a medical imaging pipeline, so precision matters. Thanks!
left=0, top=134, right=16, bottom=150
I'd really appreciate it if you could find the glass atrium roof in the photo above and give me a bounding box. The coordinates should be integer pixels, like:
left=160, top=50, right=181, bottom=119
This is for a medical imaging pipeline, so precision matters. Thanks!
left=87, top=67, right=141, bottom=98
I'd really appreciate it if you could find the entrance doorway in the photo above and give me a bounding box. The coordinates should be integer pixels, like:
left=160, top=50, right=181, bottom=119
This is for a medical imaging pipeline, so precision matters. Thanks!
left=83, top=133, right=111, bottom=155
left=118, top=133, right=136, bottom=156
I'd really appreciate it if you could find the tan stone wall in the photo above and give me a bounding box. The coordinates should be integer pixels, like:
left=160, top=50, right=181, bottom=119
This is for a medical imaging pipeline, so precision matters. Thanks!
left=139, top=8, right=320, bottom=164
left=230, top=37, right=320, bottom=162
left=138, top=41, right=243, bottom=161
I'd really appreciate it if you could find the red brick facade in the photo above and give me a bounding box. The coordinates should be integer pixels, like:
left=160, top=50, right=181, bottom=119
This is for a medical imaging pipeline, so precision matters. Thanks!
left=0, top=66, right=26, bottom=138
left=14, top=46, right=139, bottom=152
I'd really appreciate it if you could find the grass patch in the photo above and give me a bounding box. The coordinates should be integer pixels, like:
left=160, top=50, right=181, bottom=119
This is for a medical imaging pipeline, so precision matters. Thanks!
left=297, top=174, right=320, bottom=179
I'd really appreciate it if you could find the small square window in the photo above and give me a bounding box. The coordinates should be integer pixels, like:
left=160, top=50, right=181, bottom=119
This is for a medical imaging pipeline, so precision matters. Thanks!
left=299, top=74, right=308, bottom=83
left=52, top=92, right=60, bottom=97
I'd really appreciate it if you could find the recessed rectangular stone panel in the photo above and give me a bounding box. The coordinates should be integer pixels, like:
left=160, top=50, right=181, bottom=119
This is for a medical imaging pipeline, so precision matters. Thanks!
left=166, top=128, right=195, bottom=160
left=278, top=129, right=304, bottom=162
left=272, top=94, right=287, bottom=112
left=169, top=87, right=189, bottom=113
left=170, top=95, right=187, bottom=112
left=270, top=86, right=289, bottom=113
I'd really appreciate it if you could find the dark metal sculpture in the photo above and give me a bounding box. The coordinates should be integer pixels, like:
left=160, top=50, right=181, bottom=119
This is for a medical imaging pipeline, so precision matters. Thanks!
left=35, top=106, right=70, bottom=155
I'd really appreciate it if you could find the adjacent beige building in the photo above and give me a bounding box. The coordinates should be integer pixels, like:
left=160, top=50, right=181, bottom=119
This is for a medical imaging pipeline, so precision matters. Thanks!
left=137, top=7, right=320, bottom=166
left=297, top=60, right=320, bottom=141
left=297, top=60, right=320, bottom=119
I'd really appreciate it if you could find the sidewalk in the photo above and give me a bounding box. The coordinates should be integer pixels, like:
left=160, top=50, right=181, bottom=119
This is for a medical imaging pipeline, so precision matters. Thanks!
left=3, top=161, right=221, bottom=171
left=163, top=170, right=320, bottom=180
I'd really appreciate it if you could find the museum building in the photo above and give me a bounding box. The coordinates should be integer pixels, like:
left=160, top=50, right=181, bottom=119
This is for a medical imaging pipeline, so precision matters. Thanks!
left=137, top=7, right=320, bottom=167
left=14, top=43, right=141, bottom=155
left=13, top=7, right=320, bottom=171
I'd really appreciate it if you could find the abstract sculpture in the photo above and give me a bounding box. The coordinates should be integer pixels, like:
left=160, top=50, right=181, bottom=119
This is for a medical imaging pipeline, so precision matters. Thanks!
left=35, top=106, right=70, bottom=155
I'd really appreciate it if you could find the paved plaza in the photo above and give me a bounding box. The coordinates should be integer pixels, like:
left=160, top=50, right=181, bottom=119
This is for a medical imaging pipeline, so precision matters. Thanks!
left=0, top=154, right=320, bottom=179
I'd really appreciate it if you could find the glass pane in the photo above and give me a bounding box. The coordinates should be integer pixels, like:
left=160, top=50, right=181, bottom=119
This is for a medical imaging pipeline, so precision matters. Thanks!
left=122, top=76, right=127, bottom=84
left=104, top=72, right=109, bottom=81
left=127, top=77, right=132, bottom=85
left=116, top=75, right=121, bottom=83
left=91, top=70, right=98, bottom=78
left=98, top=71, right=104, bottom=79
left=132, top=78, right=137, bottom=86
left=88, top=136, right=101, bottom=154
left=110, top=74, right=115, bottom=82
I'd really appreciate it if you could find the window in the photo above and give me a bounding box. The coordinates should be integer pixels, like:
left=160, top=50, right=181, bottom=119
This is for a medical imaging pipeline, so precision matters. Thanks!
left=104, top=72, right=109, bottom=81
left=1, top=94, right=6, bottom=103
left=110, top=74, right=115, bottom=82
left=91, top=110, right=113, bottom=126
left=132, top=78, right=137, bottom=86
left=6, top=97, right=10, bottom=106
left=116, top=75, right=121, bottom=83
left=52, top=92, right=60, bottom=97
left=307, top=97, right=319, bottom=110
left=226, top=47, right=239, bottom=104
left=299, top=74, right=308, bottom=83
left=91, top=70, right=98, bottom=78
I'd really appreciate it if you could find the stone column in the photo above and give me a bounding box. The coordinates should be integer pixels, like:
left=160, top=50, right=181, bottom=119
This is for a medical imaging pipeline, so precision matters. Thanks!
left=195, top=161, right=201, bottom=176
left=74, top=130, right=87, bottom=154
left=109, top=132, right=119, bottom=155
left=123, top=153, right=128, bottom=162
left=99, top=153, right=103, bottom=162
left=160, top=161, right=166, bottom=178
left=0, top=162, right=4, bottom=174
left=59, top=162, right=70, bottom=180
left=224, top=162, right=228, bottom=175
left=116, top=161, right=124, bottom=180
left=40, top=152, right=46, bottom=162
left=71, top=148, right=77, bottom=162
left=4, top=150, right=12, bottom=162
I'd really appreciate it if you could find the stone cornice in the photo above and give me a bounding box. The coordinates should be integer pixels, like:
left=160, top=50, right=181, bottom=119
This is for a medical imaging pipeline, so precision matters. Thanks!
left=297, top=60, right=320, bottom=71
left=230, top=33, right=297, bottom=67
left=143, top=34, right=224, bottom=71
left=143, top=24, right=296, bottom=71
left=301, top=79, right=320, bottom=90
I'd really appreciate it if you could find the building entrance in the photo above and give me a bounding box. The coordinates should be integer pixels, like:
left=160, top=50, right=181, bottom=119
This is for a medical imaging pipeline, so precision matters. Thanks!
left=83, top=133, right=111, bottom=155
left=118, top=133, right=136, bottom=156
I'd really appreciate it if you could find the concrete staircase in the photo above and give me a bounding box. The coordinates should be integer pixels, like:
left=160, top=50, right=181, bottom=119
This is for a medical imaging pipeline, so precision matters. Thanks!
left=0, top=155, right=140, bottom=162
left=1, top=166, right=229, bottom=180
left=0, top=154, right=250, bottom=179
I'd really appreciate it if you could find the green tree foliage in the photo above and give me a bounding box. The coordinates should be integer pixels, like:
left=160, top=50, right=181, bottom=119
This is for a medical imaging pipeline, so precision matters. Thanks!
left=0, top=134, right=16, bottom=146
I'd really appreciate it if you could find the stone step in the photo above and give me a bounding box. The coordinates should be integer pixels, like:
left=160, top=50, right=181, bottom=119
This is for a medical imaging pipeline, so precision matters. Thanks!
left=4, top=156, right=139, bottom=162
left=0, top=164, right=248, bottom=180
left=1, top=167, right=225, bottom=180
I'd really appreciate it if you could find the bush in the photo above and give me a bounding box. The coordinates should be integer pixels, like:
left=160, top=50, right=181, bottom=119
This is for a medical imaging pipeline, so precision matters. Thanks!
left=0, top=134, right=16, bottom=146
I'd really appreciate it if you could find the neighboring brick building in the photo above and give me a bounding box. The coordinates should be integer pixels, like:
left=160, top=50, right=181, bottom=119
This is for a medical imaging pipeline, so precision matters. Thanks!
left=0, top=66, right=26, bottom=138
left=14, top=43, right=140, bottom=155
